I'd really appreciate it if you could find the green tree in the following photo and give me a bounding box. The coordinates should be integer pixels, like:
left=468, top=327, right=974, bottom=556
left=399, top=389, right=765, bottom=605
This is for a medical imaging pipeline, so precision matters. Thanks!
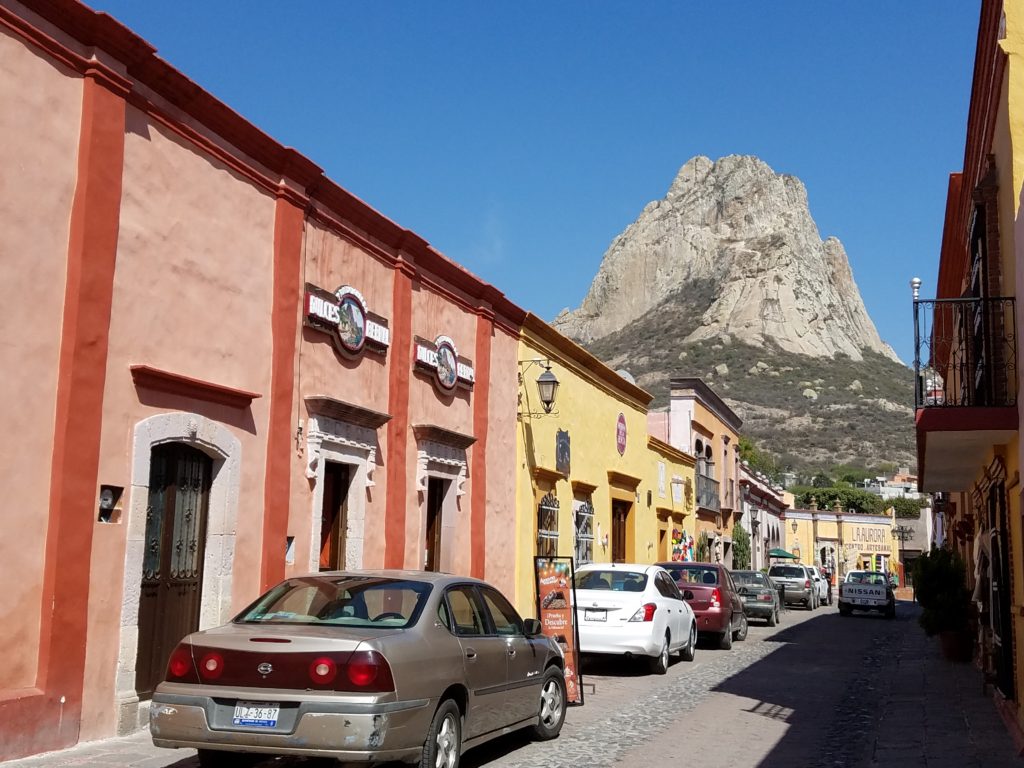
left=789, top=485, right=885, bottom=515
left=892, top=496, right=929, bottom=519
left=732, top=524, right=751, bottom=569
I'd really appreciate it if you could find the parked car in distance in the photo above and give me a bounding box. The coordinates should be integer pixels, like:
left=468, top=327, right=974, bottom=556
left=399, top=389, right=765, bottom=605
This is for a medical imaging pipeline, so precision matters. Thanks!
left=150, top=570, right=566, bottom=768
left=838, top=570, right=896, bottom=619
left=767, top=563, right=818, bottom=609
left=807, top=565, right=831, bottom=606
left=657, top=561, right=748, bottom=650
left=732, top=570, right=782, bottom=626
left=573, top=563, right=697, bottom=673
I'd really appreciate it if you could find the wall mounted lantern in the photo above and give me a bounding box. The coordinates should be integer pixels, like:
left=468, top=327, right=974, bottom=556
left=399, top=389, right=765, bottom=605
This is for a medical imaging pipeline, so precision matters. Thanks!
left=791, top=520, right=798, bottom=534
left=518, top=358, right=560, bottom=416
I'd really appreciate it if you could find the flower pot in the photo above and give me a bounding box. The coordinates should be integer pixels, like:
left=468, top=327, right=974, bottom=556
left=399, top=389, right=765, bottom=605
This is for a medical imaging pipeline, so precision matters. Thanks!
left=938, top=629, right=973, bottom=663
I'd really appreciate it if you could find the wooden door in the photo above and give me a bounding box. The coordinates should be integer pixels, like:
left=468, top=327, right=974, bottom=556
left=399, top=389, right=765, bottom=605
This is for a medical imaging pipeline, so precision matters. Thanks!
left=425, top=477, right=446, bottom=571
left=611, top=500, right=629, bottom=563
left=319, top=462, right=351, bottom=571
left=136, top=443, right=211, bottom=699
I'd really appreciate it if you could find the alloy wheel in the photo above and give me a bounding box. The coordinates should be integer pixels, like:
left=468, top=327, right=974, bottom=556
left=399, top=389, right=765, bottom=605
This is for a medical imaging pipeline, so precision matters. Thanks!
left=539, top=678, right=564, bottom=727
left=435, top=712, right=459, bottom=768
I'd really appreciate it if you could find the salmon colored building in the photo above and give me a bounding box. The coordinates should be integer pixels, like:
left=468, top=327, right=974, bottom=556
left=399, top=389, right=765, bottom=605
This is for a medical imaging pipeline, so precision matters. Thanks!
left=0, top=0, right=522, bottom=759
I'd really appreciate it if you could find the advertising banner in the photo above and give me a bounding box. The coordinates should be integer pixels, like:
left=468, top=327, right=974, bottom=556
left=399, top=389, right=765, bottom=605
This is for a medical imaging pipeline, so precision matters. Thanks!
left=534, top=557, right=583, bottom=705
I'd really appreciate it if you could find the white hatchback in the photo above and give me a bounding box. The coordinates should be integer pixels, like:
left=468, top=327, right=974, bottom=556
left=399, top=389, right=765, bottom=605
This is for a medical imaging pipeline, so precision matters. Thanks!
left=573, top=563, right=697, bottom=674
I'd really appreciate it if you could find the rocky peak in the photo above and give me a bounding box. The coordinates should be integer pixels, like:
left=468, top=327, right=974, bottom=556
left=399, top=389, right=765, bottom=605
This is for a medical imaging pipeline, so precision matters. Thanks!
left=554, top=155, right=898, bottom=363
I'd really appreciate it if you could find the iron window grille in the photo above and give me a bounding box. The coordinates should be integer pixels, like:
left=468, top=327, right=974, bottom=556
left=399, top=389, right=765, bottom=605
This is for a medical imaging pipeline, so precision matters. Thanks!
left=537, top=491, right=559, bottom=557
left=573, top=497, right=594, bottom=566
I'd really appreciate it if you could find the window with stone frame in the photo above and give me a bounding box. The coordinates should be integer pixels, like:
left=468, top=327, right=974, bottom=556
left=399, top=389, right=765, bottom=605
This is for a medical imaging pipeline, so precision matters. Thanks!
left=537, top=491, right=559, bottom=557
left=573, top=496, right=594, bottom=566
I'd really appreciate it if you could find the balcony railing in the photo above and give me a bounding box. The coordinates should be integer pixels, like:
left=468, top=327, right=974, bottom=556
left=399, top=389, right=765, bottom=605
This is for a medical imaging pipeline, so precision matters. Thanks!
left=696, top=473, right=720, bottom=513
left=913, top=297, right=1016, bottom=409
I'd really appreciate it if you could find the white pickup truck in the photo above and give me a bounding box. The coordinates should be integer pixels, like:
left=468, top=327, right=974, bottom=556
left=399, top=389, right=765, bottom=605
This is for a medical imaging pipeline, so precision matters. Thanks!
left=838, top=570, right=895, bottom=619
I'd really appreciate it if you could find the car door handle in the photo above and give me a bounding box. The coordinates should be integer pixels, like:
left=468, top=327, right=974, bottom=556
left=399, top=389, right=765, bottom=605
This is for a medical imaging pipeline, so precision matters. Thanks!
left=507, top=647, right=517, bottom=658
left=465, top=648, right=477, bottom=660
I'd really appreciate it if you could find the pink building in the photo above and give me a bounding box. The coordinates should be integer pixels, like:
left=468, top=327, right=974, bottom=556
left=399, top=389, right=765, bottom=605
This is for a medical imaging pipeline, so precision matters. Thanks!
left=0, top=0, right=522, bottom=758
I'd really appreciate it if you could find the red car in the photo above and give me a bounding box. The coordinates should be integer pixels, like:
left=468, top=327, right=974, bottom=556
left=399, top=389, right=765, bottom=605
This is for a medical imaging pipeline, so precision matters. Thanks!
left=657, top=562, right=748, bottom=650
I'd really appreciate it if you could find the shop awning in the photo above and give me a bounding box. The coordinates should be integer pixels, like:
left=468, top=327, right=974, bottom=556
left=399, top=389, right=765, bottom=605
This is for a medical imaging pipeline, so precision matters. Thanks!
left=767, top=548, right=799, bottom=559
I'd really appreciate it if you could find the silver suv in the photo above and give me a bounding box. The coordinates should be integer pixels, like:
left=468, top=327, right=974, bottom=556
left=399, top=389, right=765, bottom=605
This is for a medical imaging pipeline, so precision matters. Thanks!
left=767, top=564, right=817, bottom=610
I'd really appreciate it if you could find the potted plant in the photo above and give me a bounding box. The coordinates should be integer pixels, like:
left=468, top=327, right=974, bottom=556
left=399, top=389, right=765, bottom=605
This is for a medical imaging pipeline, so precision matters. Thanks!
left=912, top=548, right=973, bottom=661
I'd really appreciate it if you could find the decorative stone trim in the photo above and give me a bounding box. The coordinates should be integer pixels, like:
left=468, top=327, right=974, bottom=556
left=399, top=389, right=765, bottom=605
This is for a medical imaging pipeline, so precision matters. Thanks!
left=305, top=414, right=379, bottom=485
left=416, top=440, right=469, bottom=498
left=118, top=412, right=241, bottom=735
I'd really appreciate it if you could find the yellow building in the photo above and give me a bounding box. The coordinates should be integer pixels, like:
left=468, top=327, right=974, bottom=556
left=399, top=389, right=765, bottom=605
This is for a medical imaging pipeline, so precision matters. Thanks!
left=514, top=314, right=696, bottom=613
left=648, top=378, right=742, bottom=566
left=784, top=501, right=898, bottom=579
left=914, top=0, right=1024, bottom=733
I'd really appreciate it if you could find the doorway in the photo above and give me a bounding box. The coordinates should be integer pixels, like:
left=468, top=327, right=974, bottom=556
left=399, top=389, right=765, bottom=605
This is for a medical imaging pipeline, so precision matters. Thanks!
left=425, top=477, right=449, bottom=571
left=611, top=500, right=630, bottom=563
left=136, top=443, right=212, bottom=700
left=319, top=462, right=351, bottom=571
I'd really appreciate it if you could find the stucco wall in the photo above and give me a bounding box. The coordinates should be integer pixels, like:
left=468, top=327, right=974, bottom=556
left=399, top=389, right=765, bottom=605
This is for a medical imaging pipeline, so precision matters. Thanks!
left=84, top=107, right=276, bottom=738
left=290, top=222, right=395, bottom=574
left=483, top=326, right=519, bottom=596
left=0, top=27, right=82, bottom=690
left=403, top=283, right=479, bottom=571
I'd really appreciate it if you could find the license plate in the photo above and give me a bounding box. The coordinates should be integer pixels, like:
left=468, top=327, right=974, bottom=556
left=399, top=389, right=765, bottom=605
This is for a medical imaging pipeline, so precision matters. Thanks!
left=233, top=701, right=280, bottom=727
left=584, top=609, right=606, bottom=622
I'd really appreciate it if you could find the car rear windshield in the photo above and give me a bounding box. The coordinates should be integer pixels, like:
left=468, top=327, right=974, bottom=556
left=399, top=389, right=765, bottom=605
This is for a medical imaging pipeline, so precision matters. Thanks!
left=769, top=566, right=805, bottom=579
left=665, top=565, right=719, bottom=586
left=732, top=571, right=768, bottom=587
left=574, top=570, right=648, bottom=592
left=235, top=576, right=432, bottom=629
left=847, top=572, right=888, bottom=585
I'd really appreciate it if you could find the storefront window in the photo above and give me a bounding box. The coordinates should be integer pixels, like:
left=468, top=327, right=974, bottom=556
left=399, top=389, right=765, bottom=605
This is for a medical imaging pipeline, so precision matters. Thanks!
left=537, top=491, right=559, bottom=557
left=573, top=496, right=594, bottom=565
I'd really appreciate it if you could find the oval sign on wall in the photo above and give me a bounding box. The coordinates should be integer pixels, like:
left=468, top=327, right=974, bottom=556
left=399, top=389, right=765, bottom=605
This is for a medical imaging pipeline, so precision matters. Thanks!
left=616, top=413, right=627, bottom=456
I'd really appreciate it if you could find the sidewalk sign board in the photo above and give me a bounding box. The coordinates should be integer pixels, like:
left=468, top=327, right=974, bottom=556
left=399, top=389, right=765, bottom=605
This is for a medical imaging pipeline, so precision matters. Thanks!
left=534, top=556, right=584, bottom=705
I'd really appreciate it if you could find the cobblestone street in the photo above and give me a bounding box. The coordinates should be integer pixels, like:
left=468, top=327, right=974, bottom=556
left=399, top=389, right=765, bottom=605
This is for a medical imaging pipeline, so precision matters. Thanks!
left=6, top=601, right=1021, bottom=768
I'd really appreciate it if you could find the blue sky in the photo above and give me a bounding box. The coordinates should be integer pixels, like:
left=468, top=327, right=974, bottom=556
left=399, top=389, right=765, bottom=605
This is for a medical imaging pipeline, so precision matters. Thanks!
left=92, top=1, right=979, bottom=363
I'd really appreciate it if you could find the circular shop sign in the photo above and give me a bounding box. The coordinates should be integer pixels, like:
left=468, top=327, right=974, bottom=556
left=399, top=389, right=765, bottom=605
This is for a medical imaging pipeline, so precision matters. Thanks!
left=334, top=287, right=367, bottom=354
left=616, top=413, right=627, bottom=456
left=435, top=337, right=459, bottom=391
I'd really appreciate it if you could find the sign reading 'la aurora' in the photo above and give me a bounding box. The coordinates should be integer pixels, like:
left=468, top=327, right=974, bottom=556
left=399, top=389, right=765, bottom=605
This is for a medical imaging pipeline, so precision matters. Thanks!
left=304, top=284, right=390, bottom=357
left=414, top=335, right=475, bottom=393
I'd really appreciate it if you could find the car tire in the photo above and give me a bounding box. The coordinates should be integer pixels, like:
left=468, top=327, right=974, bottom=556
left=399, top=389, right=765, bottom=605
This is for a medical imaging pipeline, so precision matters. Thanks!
left=766, top=608, right=777, bottom=627
left=885, top=603, right=896, bottom=620
left=650, top=632, right=670, bottom=674
left=532, top=667, right=566, bottom=740
left=839, top=605, right=852, bottom=617
left=681, top=623, right=697, bottom=662
left=718, top=624, right=733, bottom=650
left=734, top=613, right=749, bottom=642
left=420, top=699, right=461, bottom=768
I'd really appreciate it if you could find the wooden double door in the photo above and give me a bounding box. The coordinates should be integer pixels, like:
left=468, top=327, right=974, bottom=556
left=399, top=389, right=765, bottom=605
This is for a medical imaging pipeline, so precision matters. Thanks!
left=611, top=500, right=630, bottom=563
left=136, top=443, right=212, bottom=700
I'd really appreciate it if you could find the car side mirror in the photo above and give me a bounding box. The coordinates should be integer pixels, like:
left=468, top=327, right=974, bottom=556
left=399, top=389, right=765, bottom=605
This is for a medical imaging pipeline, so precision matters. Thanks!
left=523, top=618, right=542, bottom=637
left=683, top=590, right=695, bottom=601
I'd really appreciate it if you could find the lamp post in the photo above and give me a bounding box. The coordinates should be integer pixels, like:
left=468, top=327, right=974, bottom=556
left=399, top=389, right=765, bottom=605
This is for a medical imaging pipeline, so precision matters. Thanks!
left=892, top=523, right=913, bottom=588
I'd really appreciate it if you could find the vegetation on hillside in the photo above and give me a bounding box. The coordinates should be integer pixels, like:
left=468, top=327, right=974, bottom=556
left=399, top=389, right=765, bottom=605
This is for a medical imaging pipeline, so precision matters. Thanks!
left=586, top=288, right=915, bottom=471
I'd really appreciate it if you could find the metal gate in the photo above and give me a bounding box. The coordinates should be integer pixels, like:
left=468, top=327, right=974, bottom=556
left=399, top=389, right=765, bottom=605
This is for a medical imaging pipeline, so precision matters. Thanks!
left=135, top=443, right=211, bottom=699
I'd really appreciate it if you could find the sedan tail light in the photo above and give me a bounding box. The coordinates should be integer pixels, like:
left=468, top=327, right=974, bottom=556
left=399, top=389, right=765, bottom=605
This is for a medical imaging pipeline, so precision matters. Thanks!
left=629, top=603, right=657, bottom=622
left=164, top=644, right=395, bottom=692
left=710, top=588, right=721, bottom=608
left=758, top=593, right=773, bottom=602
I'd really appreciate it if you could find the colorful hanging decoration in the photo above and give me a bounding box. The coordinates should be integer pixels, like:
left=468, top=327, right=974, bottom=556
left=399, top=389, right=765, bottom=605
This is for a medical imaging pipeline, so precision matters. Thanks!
left=671, top=529, right=695, bottom=561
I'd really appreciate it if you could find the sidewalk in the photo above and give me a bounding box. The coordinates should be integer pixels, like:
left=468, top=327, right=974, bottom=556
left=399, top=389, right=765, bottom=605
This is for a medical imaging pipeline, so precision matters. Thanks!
left=870, top=604, right=1021, bottom=767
